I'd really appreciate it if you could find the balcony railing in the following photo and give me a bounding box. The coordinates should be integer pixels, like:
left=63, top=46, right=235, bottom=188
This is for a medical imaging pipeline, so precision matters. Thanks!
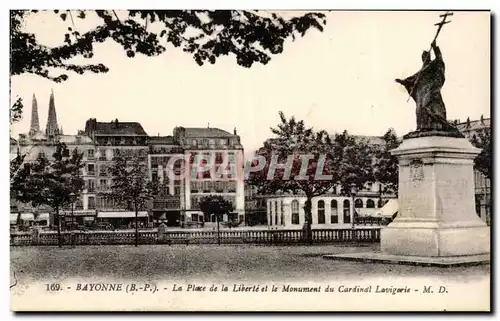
left=152, top=197, right=181, bottom=210
left=87, top=171, right=96, bottom=176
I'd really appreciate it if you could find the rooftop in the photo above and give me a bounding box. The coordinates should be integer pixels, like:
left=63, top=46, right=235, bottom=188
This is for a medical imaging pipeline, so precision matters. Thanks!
left=455, top=117, right=490, bottom=132
left=149, top=135, right=176, bottom=145
left=85, top=118, right=148, bottom=136
left=183, top=127, right=235, bottom=138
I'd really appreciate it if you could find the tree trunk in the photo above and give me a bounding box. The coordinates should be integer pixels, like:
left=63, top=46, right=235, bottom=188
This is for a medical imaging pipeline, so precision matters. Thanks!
left=135, top=204, right=139, bottom=247
left=216, top=215, right=221, bottom=245
left=303, top=197, right=313, bottom=245
left=56, top=206, right=62, bottom=248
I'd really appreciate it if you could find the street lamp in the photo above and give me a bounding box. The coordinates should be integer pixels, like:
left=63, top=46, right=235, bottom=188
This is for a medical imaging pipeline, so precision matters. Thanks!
left=69, top=192, right=76, bottom=230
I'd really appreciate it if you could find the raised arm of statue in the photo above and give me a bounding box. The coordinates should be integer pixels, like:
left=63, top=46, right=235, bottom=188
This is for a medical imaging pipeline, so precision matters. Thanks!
left=432, top=41, right=442, bottom=60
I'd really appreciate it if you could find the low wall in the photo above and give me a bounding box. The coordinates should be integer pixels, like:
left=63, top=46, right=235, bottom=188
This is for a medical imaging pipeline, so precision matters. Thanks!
left=10, top=228, right=380, bottom=246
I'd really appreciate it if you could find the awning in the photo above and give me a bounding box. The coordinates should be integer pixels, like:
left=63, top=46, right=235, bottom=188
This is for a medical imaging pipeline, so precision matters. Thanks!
left=97, top=211, right=148, bottom=219
left=10, top=213, right=35, bottom=223
left=376, top=199, right=399, bottom=218
left=37, top=213, right=49, bottom=221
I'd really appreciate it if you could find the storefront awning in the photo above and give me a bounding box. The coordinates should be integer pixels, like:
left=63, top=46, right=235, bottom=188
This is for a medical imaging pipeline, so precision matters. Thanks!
left=37, top=213, right=49, bottom=221
left=376, top=199, right=399, bottom=218
left=10, top=213, right=35, bottom=223
left=97, top=211, right=148, bottom=218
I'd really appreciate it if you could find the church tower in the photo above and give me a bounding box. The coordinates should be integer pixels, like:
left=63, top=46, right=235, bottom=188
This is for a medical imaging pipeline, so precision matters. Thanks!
left=45, top=89, right=60, bottom=138
left=28, top=93, right=40, bottom=137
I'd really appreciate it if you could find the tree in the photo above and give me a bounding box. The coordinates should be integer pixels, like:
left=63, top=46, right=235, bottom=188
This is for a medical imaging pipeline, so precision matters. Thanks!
left=105, top=154, right=154, bottom=246
left=148, top=180, right=171, bottom=226
left=470, top=128, right=492, bottom=180
left=373, top=128, right=401, bottom=195
left=247, top=112, right=374, bottom=243
left=10, top=10, right=326, bottom=121
left=198, top=195, right=234, bottom=245
left=470, top=128, right=492, bottom=225
left=10, top=143, right=85, bottom=247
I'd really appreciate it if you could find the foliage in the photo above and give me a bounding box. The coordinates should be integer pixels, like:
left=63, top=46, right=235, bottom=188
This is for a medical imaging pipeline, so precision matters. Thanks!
left=105, top=155, right=154, bottom=210
left=104, top=154, right=154, bottom=245
left=11, top=10, right=325, bottom=82
left=333, top=130, right=375, bottom=195
left=373, top=128, right=401, bottom=195
left=470, top=128, right=492, bottom=180
left=198, top=195, right=234, bottom=221
left=11, top=142, right=84, bottom=210
left=10, top=97, right=23, bottom=124
left=247, top=112, right=374, bottom=230
left=10, top=143, right=84, bottom=246
left=10, top=10, right=325, bottom=123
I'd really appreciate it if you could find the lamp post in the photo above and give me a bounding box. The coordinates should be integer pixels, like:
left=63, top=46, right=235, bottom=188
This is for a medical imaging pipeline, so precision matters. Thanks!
left=69, top=192, right=76, bottom=230
left=350, top=183, right=356, bottom=230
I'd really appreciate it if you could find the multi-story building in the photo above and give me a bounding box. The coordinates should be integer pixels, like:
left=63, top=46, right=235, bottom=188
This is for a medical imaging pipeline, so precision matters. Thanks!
left=175, top=127, right=245, bottom=227
left=244, top=185, right=267, bottom=226
left=83, top=118, right=150, bottom=228
left=147, top=135, right=184, bottom=227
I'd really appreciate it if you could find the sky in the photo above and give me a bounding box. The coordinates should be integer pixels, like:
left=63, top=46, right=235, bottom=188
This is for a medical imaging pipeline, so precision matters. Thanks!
left=10, top=11, right=490, bottom=154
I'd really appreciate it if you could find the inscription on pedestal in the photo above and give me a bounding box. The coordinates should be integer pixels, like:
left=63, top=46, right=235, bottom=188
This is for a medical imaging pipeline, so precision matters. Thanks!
left=409, top=159, right=424, bottom=183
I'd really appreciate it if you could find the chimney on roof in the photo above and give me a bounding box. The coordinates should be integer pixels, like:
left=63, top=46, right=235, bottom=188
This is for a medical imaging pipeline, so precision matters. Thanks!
left=480, top=114, right=484, bottom=125
left=207, top=123, right=210, bottom=128
left=466, top=117, right=471, bottom=128
left=234, top=127, right=237, bottom=135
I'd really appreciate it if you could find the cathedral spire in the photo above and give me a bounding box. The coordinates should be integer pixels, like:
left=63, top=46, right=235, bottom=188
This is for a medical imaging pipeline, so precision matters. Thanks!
left=45, top=89, right=60, bottom=137
left=29, top=93, right=40, bottom=137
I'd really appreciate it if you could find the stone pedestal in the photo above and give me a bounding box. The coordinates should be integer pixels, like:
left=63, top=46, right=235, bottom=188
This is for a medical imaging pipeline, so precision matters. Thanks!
left=381, top=135, right=490, bottom=257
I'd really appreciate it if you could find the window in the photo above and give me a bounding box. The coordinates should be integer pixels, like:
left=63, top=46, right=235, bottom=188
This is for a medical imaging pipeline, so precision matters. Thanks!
left=99, top=179, right=107, bottom=189
left=87, top=164, right=95, bottom=175
left=343, top=200, right=351, bottom=224
left=281, top=201, right=285, bottom=226
left=88, top=149, right=94, bottom=157
left=355, top=199, right=364, bottom=208
left=87, top=180, right=96, bottom=192
left=377, top=199, right=383, bottom=208
left=211, top=214, right=216, bottom=223
left=275, top=201, right=279, bottom=225
left=317, top=200, right=325, bottom=224
left=192, top=214, right=199, bottom=222
left=192, top=139, right=197, bottom=145
left=75, top=199, right=83, bottom=210
left=330, top=200, right=338, bottom=223
left=88, top=197, right=95, bottom=209
left=366, top=199, right=375, bottom=208
left=291, top=200, right=300, bottom=225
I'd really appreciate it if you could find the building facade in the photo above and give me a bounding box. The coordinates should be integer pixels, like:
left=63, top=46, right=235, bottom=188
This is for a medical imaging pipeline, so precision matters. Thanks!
left=265, top=183, right=391, bottom=229
left=455, top=116, right=491, bottom=224
left=84, top=118, right=150, bottom=228
left=11, top=95, right=246, bottom=229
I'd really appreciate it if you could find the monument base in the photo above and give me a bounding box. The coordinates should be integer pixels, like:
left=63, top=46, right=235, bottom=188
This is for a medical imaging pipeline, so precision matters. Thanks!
left=382, top=135, right=490, bottom=258
left=381, top=220, right=490, bottom=257
left=323, top=251, right=490, bottom=267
